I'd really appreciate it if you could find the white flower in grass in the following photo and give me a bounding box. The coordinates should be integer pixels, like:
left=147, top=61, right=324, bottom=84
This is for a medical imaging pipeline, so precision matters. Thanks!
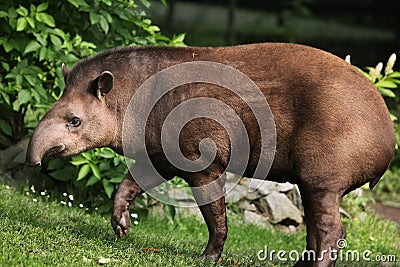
left=130, top=213, right=138, bottom=219
left=133, top=221, right=139, bottom=225
left=30, top=185, right=36, bottom=193
left=5, top=185, right=10, bottom=190
left=79, top=204, right=84, bottom=208
left=345, top=55, right=351, bottom=64
left=68, top=195, right=74, bottom=201
left=40, top=191, right=46, bottom=196
left=33, top=198, right=38, bottom=203
left=68, top=202, right=72, bottom=207
left=61, top=201, right=67, bottom=205
left=63, top=192, right=67, bottom=197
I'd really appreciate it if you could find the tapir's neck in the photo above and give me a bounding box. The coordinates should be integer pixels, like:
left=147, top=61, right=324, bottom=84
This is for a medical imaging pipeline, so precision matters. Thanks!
left=105, top=46, right=215, bottom=156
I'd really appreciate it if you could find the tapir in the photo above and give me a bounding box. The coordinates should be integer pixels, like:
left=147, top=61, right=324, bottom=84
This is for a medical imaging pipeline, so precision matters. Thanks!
left=26, top=43, right=396, bottom=266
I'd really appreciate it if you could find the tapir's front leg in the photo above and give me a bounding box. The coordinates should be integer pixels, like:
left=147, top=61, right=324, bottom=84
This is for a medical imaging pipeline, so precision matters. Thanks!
left=111, top=165, right=167, bottom=237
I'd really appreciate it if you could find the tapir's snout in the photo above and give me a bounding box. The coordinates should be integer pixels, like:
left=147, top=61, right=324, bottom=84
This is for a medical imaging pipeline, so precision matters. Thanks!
left=25, top=114, right=68, bottom=168
left=25, top=160, right=41, bottom=167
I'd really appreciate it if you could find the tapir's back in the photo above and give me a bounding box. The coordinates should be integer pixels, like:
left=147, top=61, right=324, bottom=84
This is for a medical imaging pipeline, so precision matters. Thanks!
left=149, top=43, right=396, bottom=186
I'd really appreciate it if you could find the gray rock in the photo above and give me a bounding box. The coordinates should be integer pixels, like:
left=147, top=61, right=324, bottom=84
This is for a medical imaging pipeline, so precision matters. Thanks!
left=256, top=180, right=279, bottom=196
left=259, top=191, right=303, bottom=225
left=286, top=186, right=304, bottom=216
left=237, top=201, right=257, bottom=212
left=277, top=182, right=295, bottom=192
left=175, top=205, right=202, bottom=220
left=225, top=183, right=247, bottom=203
left=225, top=172, right=241, bottom=183
left=243, top=210, right=272, bottom=229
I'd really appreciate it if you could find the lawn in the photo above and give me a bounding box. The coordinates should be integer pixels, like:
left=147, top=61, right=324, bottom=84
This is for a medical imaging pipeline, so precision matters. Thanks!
left=0, top=184, right=399, bottom=266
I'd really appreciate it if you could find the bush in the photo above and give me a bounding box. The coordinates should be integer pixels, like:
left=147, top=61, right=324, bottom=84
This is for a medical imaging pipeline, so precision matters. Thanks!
left=0, top=0, right=185, bottom=211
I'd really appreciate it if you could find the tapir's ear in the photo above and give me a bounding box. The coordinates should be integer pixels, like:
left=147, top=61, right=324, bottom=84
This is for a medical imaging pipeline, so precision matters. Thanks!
left=94, top=71, right=114, bottom=99
left=61, top=63, right=70, bottom=81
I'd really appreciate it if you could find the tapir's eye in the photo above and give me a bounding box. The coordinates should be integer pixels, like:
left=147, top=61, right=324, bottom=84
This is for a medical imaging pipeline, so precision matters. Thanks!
left=69, top=117, right=81, bottom=127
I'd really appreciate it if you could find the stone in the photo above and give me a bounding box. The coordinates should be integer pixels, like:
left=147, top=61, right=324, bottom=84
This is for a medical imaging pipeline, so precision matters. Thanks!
left=277, top=182, right=295, bottom=192
left=256, top=180, right=279, bottom=196
left=286, top=186, right=304, bottom=216
left=259, top=191, right=303, bottom=225
left=237, top=201, right=257, bottom=212
left=225, top=172, right=241, bottom=183
left=243, top=210, right=272, bottom=229
left=225, top=183, right=247, bottom=203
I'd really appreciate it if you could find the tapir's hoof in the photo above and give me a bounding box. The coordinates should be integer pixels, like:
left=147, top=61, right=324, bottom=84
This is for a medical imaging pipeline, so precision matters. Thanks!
left=111, top=208, right=132, bottom=238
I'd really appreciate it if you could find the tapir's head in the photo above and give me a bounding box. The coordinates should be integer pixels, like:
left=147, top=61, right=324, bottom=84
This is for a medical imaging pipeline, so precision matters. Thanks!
left=26, top=64, right=117, bottom=166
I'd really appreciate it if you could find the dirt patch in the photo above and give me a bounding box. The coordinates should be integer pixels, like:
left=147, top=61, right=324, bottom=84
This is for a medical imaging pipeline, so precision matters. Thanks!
left=370, top=202, right=400, bottom=226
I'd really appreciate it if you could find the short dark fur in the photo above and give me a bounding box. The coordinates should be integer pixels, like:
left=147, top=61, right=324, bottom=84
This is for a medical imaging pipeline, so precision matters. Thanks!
left=27, top=43, right=396, bottom=267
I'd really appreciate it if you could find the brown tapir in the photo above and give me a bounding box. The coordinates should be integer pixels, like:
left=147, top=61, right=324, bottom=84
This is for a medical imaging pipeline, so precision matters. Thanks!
left=26, top=43, right=396, bottom=266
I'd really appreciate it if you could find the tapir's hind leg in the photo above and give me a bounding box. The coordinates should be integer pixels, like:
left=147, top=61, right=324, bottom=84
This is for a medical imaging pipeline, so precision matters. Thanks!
left=187, top=172, right=227, bottom=261
left=295, top=186, right=346, bottom=267
left=112, top=164, right=170, bottom=237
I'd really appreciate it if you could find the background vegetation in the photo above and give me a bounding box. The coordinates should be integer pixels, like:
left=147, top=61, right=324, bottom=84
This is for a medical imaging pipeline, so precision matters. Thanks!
left=0, top=0, right=184, bottom=212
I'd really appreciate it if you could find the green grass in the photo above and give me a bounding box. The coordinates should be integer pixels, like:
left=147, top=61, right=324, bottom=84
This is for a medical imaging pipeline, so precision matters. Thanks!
left=0, top=184, right=399, bottom=266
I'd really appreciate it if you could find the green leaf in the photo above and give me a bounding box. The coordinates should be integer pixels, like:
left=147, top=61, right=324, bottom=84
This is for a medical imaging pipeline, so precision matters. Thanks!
left=39, top=12, right=55, bottom=27
left=138, top=0, right=151, bottom=8
left=99, top=16, right=109, bottom=34
left=3, top=42, right=14, bottom=52
left=37, top=2, right=49, bottom=12
left=25, top=17, right=35, bottom=28
left=388, top=72, right=400, bottom=79
left=70, top=156, right=88, bottom=166
left=16, top=17, right=27, bottom=31
left=47, top=159, right=68, bottom=170
left=1, top=62, right=10, bottom=72
left=8, top=7, right=17, bottom=19
left=77, top=164, right=90, bottom=181
left=24, top=75, right=36, bottom=87
left=0, top=119, right=12, bottom=137
left=0, top=11, right=8, bottom=18
left=99, top=148, right=115, bottom=159
left=67, top=0, right=89, bottom=8
left=86, top=175, right=100, bottom=187
left=89, top=12, right=100, bottom=24
left=24, top=40, right=41, bottom=54
left=18, top=90, right=31, bottom=105
left=99, top=10, right=112, bottom=23
left=378, top=88, right=396, bottom=98
left=109, top=176, right=124, bottom=184
left=16, top=6, right=29, bottom=17
left=160, top=0, right=168, bottom=7
left=39, top=47, right=47, bottom=61
left=172, top=33, right=185, bottom=43
left=50, top=34, right=62, bottom=46
left=102, top=179, right=114, bottom=198
left=50, top=168, right=75, bottom=181
left=375, top=80, right=398, bottom=89
left=89, top=163, right=101, bottom=179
